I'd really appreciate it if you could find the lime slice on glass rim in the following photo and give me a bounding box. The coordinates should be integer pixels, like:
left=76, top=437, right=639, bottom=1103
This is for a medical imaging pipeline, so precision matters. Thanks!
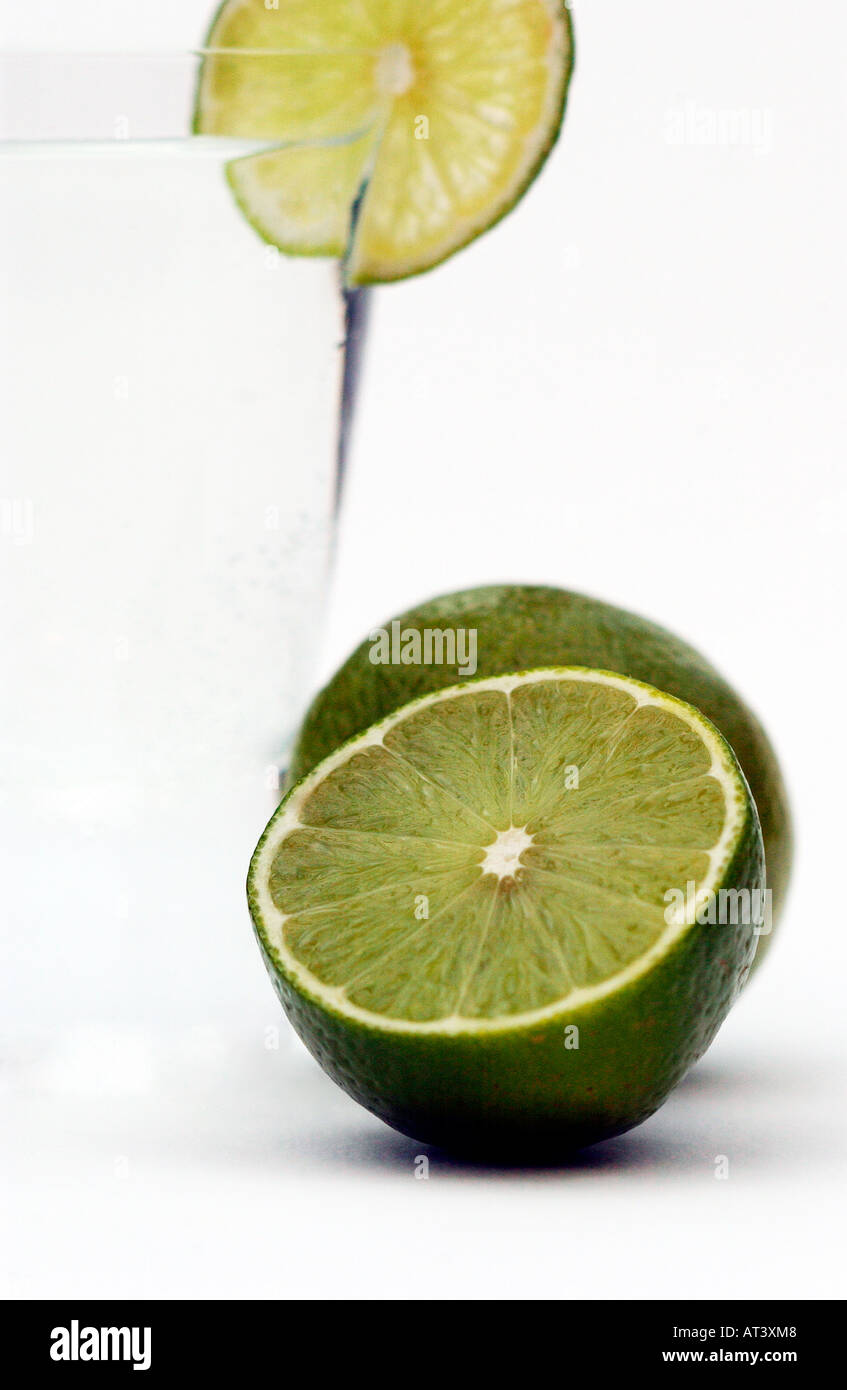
left=248, top=669, right=764, bottom=1157
left=194, top=0, right=575, bottom=282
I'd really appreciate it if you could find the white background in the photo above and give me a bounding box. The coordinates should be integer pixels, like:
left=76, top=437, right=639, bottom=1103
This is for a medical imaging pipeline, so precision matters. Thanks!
left=3, top=0, right=846, bottom=1301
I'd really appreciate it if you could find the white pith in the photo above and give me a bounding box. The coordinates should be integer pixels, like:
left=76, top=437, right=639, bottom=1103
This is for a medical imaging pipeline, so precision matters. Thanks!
left=481, top=825, right=534, bottom=880
left=250, top=670, right=747, bottom=1038
left=375, top=42, right=415, bottom=97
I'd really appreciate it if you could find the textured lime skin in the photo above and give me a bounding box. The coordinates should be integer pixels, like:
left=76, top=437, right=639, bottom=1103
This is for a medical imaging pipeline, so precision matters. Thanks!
left=290, top=585, right=791, bottom=963
left=250, top=712, right=764, bottom=1158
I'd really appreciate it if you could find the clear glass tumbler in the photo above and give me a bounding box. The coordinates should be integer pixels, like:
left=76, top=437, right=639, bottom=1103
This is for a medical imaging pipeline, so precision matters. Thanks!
left=0, top=51, right=367, bottom=1026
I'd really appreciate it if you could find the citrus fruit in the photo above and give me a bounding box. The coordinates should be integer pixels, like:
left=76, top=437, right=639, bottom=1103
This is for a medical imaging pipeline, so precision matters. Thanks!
left=289, top=585, right=792, bottom=963
left=194, top=0, right=575, bottom=282
left=250, top=669, right=764, bottom=1156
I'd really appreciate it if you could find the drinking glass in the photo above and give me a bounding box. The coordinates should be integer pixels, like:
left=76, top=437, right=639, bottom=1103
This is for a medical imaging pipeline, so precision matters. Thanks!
left=0, top=49, right=368, bottom=1025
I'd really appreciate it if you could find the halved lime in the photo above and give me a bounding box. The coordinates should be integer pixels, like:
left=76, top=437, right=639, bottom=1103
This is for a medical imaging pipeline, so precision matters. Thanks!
left=289, top=584, right=792, bottom=958
left=249, top=669, right=764, bottom=1156
left=194, top=0, right=575, bottom=282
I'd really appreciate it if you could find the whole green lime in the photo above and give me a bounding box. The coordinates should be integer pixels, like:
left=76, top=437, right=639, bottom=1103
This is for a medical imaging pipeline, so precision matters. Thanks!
left=290, top=585, right=791, bottom=963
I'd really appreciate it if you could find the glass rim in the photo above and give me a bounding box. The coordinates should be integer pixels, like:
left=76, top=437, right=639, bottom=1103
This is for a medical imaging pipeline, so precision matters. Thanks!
left=0, top=45, right=383, bottom=58
left=0, top=48, right=379, bottom=143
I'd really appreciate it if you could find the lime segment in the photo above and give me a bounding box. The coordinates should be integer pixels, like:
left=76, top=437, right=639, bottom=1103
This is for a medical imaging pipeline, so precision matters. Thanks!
left=226, top=130, right=378, bottom=258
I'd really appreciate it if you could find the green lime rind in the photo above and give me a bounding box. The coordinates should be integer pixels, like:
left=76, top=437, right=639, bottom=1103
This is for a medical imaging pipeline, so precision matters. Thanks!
left=250, top=668, right=764, bottom=1157
left=288, top=585, right=791, bottom=962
